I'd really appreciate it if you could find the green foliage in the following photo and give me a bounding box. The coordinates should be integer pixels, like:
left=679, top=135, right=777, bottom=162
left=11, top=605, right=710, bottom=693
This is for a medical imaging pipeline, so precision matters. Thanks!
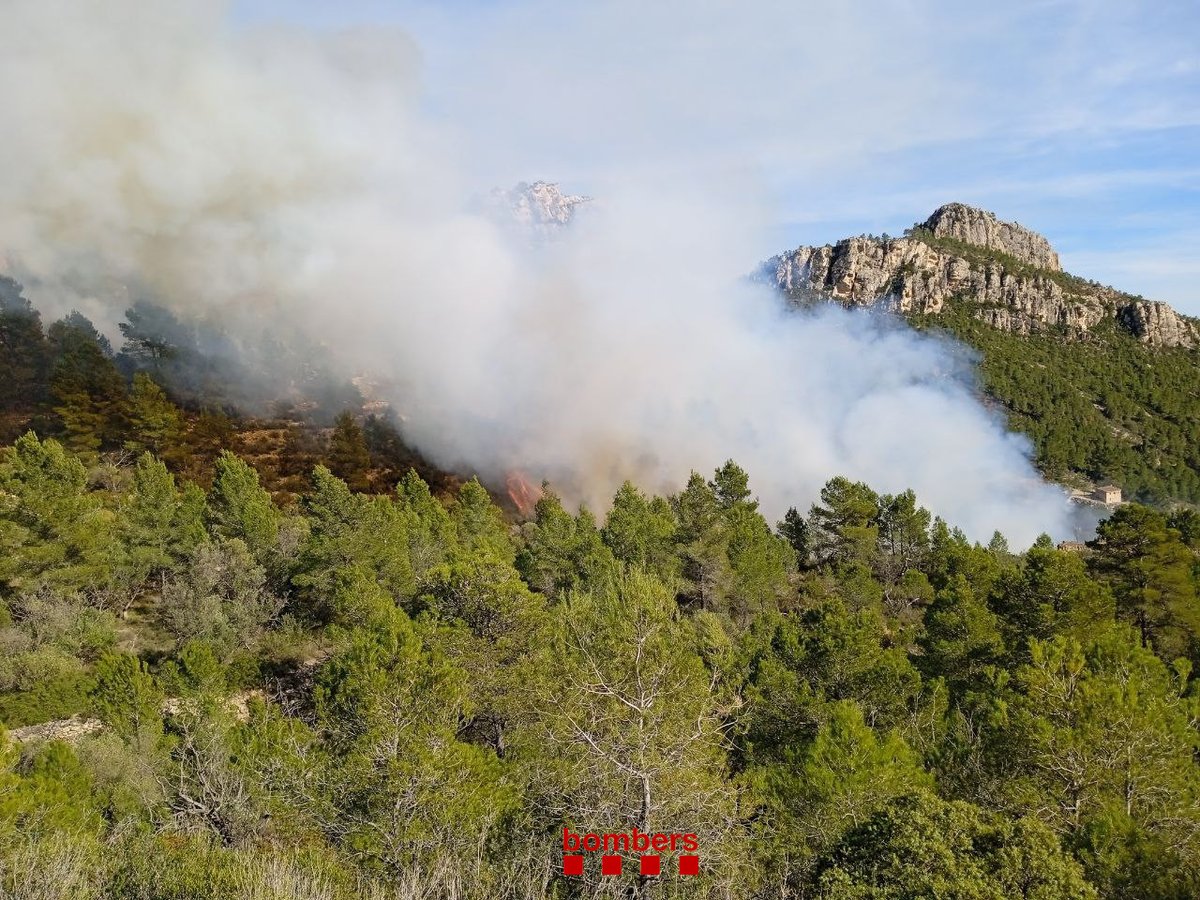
left=448, top=477, right=515, bottom=564
left=90, top=652, right=163, bottom=752
left=995, top=629, right=1200, bottom=888
left=814, top=793, right=1096, bottom=899
left=672, top=462, right=792, bottom=623
left=161, top=540, right=282, bottom=656
left=1088, top=504, right=1199, bottom=659
left=124, top=373, right=185, bottom=460
left=315, top=607, right=517, bottom=872
left=751, top=701, right=932, bottom=888
left=396, top=468, right=457, bottom=582
left=778, top=506, right=810, bottom=566
left=993, top=543, right=1115, bottom=652
left=117, top=301, right=182, bottom=368
left=0, top=277, right=50, bottom=418
left=293, top=466, right=415, bottom=618
left=600, top=479, right=680, bottom=582
left=517, top=487, right=617, bottom=596
left=327, top=411, right=371, bottom=492
left=206, top=451, right=280, bottom=565
left=919, top=574, right=1006, bottom=692
left=47, top=316, right=127, bottom=456
left=0, top=668, right=91, bottom=727
left=1, top=431, right=1200, bottom=897
left=512, top=569, right=749, bottom=891
left=0, top=433, right=124, bottom=598
left=122, top=453, right=206, bottom=586
left=742, top=599, right=924, bottom=756
left=809, top=477, right=881, bottom=568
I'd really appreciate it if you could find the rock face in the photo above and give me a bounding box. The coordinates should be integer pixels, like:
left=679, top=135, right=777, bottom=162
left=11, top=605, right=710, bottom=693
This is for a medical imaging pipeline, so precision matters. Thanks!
left=924, top=203, right=1061, bottom=271
left=1119, top=300, right=1198, bottom=348
left=763, top=204, right=1198, bottom=349
left=487, top=181, right=591, bottom=235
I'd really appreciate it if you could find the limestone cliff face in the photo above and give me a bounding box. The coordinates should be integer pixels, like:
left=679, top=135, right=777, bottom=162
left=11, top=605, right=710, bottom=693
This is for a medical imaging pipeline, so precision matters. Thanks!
left=1119, top=300, right=1198, bottom=348
left=924, top=203, right=1061, bottom=271
left=487, top=181, right=591, bottom=235
left=763, top=204, right=1198, bottom=349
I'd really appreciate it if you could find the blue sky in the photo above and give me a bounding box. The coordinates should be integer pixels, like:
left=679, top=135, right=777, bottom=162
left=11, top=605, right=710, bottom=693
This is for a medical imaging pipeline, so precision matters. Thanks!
left=231, top=0, right=1200, bottom=312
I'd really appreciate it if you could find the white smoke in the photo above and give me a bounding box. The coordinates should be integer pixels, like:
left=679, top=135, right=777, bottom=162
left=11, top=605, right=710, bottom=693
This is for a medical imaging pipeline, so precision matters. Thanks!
left=0, top=0, right=1075, bottom=546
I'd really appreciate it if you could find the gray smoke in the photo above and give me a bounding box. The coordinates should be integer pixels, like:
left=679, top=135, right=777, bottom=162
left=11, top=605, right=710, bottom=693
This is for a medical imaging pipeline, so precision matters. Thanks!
left=0, top=0, right=1076, bottom=546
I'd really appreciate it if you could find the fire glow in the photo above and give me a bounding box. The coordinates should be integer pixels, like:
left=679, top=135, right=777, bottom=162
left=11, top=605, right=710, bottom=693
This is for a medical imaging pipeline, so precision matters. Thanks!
left=505, top=471, right=542, bottom=517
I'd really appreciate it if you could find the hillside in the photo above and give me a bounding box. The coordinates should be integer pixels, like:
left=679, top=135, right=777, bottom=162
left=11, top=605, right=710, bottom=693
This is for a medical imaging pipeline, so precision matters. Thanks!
left=2, top=226, right=1200, bottom=898
left=763, top=205, right=1200, bottom=503
left=2, top=426, right=1200, bottom=898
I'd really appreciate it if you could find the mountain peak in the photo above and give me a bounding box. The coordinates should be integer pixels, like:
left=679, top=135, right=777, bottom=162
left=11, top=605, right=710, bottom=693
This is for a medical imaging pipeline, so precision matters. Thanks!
left=920, top=203, right=1061, bottom=272
left=763, top=205, right=1197, bottom=349
left=487, top=181, right=591, bottom=234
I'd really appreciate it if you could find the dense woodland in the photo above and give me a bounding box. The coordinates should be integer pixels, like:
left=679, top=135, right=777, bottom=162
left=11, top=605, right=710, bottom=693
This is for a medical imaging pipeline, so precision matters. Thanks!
left=4, top=277, right=1200, bottom=898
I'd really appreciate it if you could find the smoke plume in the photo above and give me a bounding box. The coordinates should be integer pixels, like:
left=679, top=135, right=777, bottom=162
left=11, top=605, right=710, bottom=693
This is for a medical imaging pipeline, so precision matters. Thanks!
left=0, top=0, right=1076, bottom=546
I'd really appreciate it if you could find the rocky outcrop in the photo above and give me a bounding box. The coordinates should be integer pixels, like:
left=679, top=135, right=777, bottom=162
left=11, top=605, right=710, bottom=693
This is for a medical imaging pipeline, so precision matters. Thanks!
left=924, top=203, right=1061, bottom=271
left=1118, top=300, right=1198, bottom=348
left=8, top=715, right=102, bottom=744
left=487, top=181, right=590, bottom=235
left=763, top=204, right=1198, bottom=349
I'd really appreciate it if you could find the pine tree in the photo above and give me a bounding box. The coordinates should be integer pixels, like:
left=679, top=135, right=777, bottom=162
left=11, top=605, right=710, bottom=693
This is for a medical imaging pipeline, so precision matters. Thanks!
left=122, top=453, right=206, bottom=587
left=327, top=412, right=371, bottom=492
left=449, top=477, right=514, bottom=564
left=517, top=488, right=616, bottom=596
left=396, top=468, right=457, bottom=581
left=814, top=793, right=1095, bottom=899
left=0, top=277, right=50, bottom=415
left=601, top=480, right=679, bottom=582
left=90, top=652, right=163, bottom=753
left=754, top=701, right=933, bottom=885
left=0, top=432, right=125, bottom=598
left=207, top=451, right=280, bottom=565
left=673, top=471, right=733, bottom=612
left=1089, top=504, right=1200, bottom=658
left=125, top=373, right=185, bottom=461
left=808, top=477, right=880, bottom=567
left=48, top=317, right=127, bottom=456
left=919, top=574, right=1005, bottom=691
left=294, top=466, right=415, bottom=617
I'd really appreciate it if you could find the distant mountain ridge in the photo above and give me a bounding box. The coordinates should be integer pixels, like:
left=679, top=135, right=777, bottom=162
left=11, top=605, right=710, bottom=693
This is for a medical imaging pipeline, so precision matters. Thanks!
left=763, top=203, right=1198, bottom=349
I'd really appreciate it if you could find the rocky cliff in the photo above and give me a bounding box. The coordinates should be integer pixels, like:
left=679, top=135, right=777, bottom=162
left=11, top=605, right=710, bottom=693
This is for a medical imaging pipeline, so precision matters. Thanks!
left=763, top=204, right=1198, bottom=349
left=924, top=203, right=1061, bottom=271
left=486, top=181, right=591, bottom=235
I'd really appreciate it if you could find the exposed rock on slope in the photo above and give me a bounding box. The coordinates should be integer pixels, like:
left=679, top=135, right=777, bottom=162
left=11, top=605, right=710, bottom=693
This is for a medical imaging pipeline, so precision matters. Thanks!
left=487, top=180, right=591, bottom=235
left=924, top=202, right=1060, bottom=271
left=763, top=204, right=1198, bottom=348
left=1119, top=300, right=1199, bottom=348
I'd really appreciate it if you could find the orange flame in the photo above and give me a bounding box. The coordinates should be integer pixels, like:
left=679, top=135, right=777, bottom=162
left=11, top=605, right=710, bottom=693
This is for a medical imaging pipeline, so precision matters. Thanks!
left=505, top=471, right=542, bottom=517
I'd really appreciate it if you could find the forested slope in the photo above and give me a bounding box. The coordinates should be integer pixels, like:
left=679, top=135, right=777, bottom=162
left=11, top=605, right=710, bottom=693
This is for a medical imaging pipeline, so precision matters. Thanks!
left=0, top=276, right=451, bottom=503
left=6, top=263, right=1200, bottom=898
left=913, top=302, right=1200, bottom=503
left=1, top=420, right=1200, bottom=897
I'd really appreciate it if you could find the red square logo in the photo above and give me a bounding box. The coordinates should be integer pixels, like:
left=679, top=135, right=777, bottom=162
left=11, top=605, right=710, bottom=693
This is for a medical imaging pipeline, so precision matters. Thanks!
left=679, top=855, right=700, bottom=876
left=563, top=855, right=583, bottom=876
left=601, top=855, right=623, bottom=876
left=640, top=855, right=661, bottom=876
